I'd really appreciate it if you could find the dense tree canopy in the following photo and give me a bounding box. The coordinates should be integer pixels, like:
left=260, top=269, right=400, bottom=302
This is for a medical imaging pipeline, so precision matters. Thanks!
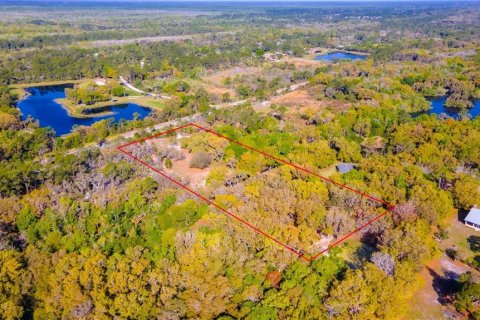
left=1, top=1, right=480, bottom=319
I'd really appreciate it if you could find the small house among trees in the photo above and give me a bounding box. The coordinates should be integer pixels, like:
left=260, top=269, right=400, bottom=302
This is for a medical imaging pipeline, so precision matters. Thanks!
left=464, top=206, right=480, bottom=231
left=336, top=163, right=355, bottom=174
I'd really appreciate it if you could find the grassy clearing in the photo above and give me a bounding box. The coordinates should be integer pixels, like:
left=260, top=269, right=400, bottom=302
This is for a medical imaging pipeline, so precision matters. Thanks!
left=438, top=210, right=478, bottom=261
left=404, top=265, right=444, bottom=320
left=12, top=79, right=84, bottom=89
left=12, top=79, right=85, bottom=101
left=317, top=163, right=339, bottom=178
left=405, top=210, right=480, bottom=319
left=338, top=236, right=375, bottom=267
left=56, top=96, right=166, bottom=118
left=142, top=99, right=167, bottom=109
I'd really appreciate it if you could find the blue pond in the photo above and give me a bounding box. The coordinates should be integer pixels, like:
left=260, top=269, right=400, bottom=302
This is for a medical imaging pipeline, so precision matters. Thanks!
left=416, top=97, right=480, bottom=120
left=17, top=84, right=151, bottom=136
left=315, top=51, right=367, bottom=62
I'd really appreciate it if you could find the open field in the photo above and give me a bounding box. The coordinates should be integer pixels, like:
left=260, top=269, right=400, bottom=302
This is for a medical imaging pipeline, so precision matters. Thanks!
left=270, top=87, right=351, bottom=114
left=202, top=66, right=262, bottom=85
left=407, top=255, right=480, bottom=320
left=279, top=56, right=323, bottom=68
left=271, top=89, right=325, bottom=110
left=438, top=212, right=479, bottom=262
left=92, top=31, right=233, bottom=47
left=406, top=211, right=480, bottom=319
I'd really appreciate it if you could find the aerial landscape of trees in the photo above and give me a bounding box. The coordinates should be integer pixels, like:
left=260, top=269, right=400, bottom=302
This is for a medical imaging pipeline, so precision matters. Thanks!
left=0, top=1, right=479, bottom=319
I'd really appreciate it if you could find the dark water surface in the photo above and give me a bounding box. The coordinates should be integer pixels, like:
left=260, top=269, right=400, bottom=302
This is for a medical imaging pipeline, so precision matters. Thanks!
left=314, top=51, right=367, bottom=62
left=17, top=84, right=151, bottom=136
left=415, top=97, right=480, bottom=120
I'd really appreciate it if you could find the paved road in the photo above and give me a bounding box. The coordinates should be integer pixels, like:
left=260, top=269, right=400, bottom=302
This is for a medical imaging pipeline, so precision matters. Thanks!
left=119, top=76, right=144, bottom=94
left=119, top=76, right=171, bottom=99
left=63, top=113, right=203, bottom=156
left=116, top=113, right=203, bottom=140
left=119, top=76, right=308, bottom=109
left=63, top=78, right=310, bottom=156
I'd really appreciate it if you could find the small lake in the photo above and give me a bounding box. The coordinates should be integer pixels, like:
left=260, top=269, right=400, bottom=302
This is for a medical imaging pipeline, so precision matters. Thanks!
left=315, top=51, right=367, bottom=62
left=17, top=84, right=151, bottom=136
left=414, top=97, right=480, bottom=120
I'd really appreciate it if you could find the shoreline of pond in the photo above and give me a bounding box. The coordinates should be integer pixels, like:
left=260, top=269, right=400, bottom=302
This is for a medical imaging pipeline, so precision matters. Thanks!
left=16, top=84, right=153, bottom=136
left=413, top=96, right=480, bottom=120
left=15, top=81, right=156, bottom=119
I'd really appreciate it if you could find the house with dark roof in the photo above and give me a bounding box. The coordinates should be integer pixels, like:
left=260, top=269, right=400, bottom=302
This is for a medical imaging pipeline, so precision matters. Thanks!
left=465, top=206, right=480, bottom=231
left=336, top=163, right=355, bottom=174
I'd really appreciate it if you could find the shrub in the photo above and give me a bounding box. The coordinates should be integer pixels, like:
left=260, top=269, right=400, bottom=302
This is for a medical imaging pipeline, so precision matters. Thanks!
left=159, top=147, right=185, bottom=161
left=434, top=229, right=449, bottom=240
left=164, top=158, right=172, bottom=169
left=446, top=247, right=458, bottom=260
left=190, top=152, right=212, bottom=169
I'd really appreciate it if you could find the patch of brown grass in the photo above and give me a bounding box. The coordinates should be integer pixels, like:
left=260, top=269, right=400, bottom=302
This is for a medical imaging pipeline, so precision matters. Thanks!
left=202, top=66, right=261, bottom=86
left=271, top=89, right=325, bottom=110
left=280, top=56, right=322, bottom=68
left=148, top=137, right=210, bottom=189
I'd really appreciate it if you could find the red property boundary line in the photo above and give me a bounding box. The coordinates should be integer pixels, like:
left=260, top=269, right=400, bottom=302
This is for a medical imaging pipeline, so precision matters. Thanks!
left=117, top=123, right=395, bottom=262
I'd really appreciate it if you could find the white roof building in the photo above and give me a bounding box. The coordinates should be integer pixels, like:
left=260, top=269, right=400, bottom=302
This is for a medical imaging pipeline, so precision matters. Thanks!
left=465, top=207, right=480, bottom=231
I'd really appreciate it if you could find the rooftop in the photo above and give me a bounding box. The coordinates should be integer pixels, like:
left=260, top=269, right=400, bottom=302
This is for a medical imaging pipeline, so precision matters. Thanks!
left=336, top=163, right=355, bottom=174
left=465, top=207, right=480, bottom=225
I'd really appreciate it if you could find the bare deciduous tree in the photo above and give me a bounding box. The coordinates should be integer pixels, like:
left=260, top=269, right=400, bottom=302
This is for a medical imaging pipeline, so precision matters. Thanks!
left=371, top=251, right=395, bottom=276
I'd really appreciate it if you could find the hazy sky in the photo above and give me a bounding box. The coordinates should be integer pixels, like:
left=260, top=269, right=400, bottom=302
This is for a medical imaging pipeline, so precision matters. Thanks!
left=87, top=0, right=470, bottom=1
